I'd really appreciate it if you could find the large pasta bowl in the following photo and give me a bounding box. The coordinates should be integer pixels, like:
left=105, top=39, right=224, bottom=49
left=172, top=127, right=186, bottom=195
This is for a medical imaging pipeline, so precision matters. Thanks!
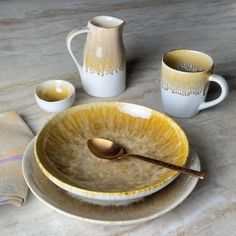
left=34, top=102, right=189, bottom=205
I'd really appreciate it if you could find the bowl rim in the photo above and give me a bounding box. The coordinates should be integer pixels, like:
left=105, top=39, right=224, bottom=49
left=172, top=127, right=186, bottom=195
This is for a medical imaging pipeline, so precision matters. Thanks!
left=34, top=79, right=75, bottom=104
left=34, top=101, right=189, bottom=198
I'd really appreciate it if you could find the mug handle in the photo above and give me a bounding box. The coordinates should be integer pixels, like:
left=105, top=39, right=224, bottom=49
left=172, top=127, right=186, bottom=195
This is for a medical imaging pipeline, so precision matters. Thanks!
left=66, top=27, right=89, bottom=76
left=198, top=74, right=229, bottom=111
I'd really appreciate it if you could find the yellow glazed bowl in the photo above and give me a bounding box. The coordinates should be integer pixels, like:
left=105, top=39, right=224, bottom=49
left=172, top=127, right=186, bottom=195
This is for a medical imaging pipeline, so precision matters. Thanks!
left=34, top=102, right=189, bottom=205
left=34, top=80, right=75, bottom=112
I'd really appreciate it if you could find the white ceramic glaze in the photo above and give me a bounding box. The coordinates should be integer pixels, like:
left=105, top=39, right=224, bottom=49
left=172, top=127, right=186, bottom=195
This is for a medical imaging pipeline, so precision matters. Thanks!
left=66, top=16, right=126, bottom=97
left=34, top=80, right=75, bottom=112
left=161, top=49, right=229, bottom=118
left=81, top=69, right=126, bottom=97
left=22, top=139, right=200, bottom=225
left=162, top=74, right=229, bottom=118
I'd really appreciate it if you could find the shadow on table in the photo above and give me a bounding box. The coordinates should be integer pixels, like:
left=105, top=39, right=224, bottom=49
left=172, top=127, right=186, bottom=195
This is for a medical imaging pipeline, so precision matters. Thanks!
left=126, top=49, right=160, bottom=88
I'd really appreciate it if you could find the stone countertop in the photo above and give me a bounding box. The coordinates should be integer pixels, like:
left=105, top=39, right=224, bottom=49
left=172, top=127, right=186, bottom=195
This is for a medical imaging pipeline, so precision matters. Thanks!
left=0, top=0, right=236, bottom=235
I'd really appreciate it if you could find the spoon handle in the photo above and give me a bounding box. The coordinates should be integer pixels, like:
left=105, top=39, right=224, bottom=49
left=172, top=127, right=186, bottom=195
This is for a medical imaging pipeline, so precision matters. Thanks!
left=125, top=154, right=206, bottom=180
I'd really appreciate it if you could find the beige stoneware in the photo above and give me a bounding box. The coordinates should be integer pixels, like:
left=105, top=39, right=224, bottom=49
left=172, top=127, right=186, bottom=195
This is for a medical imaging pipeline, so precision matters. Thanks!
left=161, top=49, right=229, bottom=118
left=34, top=102, right=189, bottom=205
left=24, top=139, right=200, bottom=224
left=34, top=80, right=75, bottom=112
left=66, top=16, right=126, bottom=97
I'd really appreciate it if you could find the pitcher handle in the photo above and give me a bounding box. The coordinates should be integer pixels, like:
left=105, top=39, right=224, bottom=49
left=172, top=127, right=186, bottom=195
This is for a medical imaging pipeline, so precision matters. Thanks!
left=198, top=74, right=229, bottom=111
left=66, top=27, right=89, bottom=76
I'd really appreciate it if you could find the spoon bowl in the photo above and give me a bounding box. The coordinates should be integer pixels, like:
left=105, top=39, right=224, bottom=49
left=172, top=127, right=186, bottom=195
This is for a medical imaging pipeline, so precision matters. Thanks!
left=87, top=138, right=124, bottom=160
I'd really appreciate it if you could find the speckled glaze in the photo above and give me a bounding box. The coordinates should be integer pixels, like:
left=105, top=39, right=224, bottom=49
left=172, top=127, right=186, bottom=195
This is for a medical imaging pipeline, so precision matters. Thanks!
left=66, top=16, right=126, bottom=97
left=34, top=102, right=189, bottom=204
left=161, top=49, right=229, bottom=118
left=24, top=139, right=199, bottom=224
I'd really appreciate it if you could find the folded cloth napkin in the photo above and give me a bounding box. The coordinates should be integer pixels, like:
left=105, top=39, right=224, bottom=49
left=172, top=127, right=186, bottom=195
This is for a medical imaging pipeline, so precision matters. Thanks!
left=0, top=110, right=34, bottom=206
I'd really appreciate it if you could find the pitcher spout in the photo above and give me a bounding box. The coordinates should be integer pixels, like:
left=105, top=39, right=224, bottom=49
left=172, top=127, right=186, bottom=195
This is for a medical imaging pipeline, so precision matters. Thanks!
left=88, top=16, right=125, bottom=30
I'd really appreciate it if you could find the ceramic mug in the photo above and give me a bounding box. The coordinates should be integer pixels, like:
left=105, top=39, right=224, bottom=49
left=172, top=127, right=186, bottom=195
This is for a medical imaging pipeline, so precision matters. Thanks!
left=66, top=16, right=126, bottom=97
left=161, top=49, right=229, bottom=118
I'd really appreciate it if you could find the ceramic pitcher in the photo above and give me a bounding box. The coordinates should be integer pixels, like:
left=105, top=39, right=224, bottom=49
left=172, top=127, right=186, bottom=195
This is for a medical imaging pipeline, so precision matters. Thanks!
left=66, top=16, right=126, bottom=97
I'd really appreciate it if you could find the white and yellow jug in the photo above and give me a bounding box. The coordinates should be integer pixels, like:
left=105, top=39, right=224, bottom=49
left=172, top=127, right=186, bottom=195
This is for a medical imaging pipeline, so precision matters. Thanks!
left=67, top=16, right=126, bottom=97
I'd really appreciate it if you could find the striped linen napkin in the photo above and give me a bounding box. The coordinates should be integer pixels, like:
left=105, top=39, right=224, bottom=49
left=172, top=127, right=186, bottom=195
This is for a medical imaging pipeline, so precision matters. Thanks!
left=0, top=110, right=34, bottom=206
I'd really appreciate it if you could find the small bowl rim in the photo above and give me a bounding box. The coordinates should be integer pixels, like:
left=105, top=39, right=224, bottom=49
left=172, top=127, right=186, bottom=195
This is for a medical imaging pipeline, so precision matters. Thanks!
left=34, top=79, right=75, bottom=104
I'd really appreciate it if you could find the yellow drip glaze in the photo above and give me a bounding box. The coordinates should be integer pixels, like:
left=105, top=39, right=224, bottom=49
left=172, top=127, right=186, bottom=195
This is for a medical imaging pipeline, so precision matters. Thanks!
left=35, top=102, right=189, bottom=197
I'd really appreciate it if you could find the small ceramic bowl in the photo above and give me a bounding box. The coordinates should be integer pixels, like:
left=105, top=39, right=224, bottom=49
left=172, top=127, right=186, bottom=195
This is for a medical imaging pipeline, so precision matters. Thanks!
left=34, top=102, right=189, bottom=205
left=34, top=80, right=75, bottom=112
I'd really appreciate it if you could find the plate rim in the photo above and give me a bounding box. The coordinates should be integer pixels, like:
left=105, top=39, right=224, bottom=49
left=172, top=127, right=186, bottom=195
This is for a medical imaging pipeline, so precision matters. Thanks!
left=23, top=138, right=199, bottom=225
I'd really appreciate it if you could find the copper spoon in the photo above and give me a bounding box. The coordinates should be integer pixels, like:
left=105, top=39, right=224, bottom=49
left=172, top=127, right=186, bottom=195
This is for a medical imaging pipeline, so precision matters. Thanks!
left=87, top=137, right=206, bottom=180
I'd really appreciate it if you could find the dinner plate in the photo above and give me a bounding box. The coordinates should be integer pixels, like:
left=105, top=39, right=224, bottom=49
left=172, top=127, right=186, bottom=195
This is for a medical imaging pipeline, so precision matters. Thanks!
left=23, top=139, right=200, bottom=225
left=34, top=102, right=189, bottom=204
